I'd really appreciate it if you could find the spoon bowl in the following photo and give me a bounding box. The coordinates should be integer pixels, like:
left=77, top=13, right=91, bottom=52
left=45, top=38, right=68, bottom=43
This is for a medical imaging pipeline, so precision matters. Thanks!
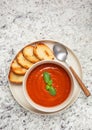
left=53, top=44, right=68, bottom=61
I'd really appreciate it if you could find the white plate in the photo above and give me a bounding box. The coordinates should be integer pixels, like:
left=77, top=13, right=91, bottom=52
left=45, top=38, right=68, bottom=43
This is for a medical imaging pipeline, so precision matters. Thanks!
left=8, top=40, right=82, bottom=115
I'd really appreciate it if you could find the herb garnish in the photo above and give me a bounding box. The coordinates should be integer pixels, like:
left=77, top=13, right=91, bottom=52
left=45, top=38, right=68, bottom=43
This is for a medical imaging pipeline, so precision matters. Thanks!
left=43, top=72, right=56, bottom=96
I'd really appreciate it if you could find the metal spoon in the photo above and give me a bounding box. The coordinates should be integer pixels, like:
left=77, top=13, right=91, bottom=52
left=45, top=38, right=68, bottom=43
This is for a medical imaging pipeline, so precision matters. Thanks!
left=53, top=44, right=91, bottom=97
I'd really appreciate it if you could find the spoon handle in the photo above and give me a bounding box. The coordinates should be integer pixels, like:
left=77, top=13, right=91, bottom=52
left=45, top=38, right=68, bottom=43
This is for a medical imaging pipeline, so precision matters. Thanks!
left=69, top=66, right=91, bottom=97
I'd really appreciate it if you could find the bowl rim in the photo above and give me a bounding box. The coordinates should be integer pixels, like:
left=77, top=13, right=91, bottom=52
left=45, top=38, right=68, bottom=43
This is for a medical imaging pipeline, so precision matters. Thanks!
left=23, top=60, right=74, bottom=112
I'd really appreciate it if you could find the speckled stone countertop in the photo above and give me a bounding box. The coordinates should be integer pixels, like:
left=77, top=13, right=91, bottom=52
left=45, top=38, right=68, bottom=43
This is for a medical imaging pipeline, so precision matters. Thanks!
left=0, top=0, right=92, bottom=130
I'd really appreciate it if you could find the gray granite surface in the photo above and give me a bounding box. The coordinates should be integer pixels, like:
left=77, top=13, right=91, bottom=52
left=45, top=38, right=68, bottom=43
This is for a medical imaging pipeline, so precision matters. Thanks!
left=0, top=0, right=92, bottom=130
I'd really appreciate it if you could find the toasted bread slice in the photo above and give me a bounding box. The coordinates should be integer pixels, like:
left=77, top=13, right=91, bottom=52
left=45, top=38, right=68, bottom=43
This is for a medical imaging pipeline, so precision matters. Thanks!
left=23, top=45, right=39, bottom=63
left=17, top=52, right=33, bottom=69
left=8, top=70, right=23, bottom=84
left=33, top=43, right=54, bottom=60
left=11, top=59, right=27, bottom=75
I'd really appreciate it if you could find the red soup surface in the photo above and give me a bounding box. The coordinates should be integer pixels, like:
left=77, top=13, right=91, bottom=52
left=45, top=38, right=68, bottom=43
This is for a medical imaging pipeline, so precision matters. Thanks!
left=26, top=63, right=71, bottom=107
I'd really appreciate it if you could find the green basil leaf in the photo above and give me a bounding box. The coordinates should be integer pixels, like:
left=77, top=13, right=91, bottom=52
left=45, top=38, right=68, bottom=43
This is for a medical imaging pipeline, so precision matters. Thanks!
left=43, top=71, right=57, bottom=96
left=43, top=72, right=51, bottom=83
left=47, top=79, right=52, bottom=86
left=46, top=85, right=50, bottom=91
left=49, top=86, right=56, bottom=96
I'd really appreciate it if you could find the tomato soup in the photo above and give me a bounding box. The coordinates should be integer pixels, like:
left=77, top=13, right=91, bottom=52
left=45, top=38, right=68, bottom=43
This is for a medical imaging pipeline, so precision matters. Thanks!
left=26, top=63, right=71, bottom=107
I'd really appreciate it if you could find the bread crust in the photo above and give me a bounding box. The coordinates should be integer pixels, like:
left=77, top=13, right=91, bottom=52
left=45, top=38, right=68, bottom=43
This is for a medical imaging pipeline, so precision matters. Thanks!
left=8, top=70, right=23, bottom=84
left=23, top=45, right=39, bottom=63
left=33, top=43, right=54, bottom=60
left=11, top=59, right=27, bottom=75
left=17, top=52, right=33, bottom=69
